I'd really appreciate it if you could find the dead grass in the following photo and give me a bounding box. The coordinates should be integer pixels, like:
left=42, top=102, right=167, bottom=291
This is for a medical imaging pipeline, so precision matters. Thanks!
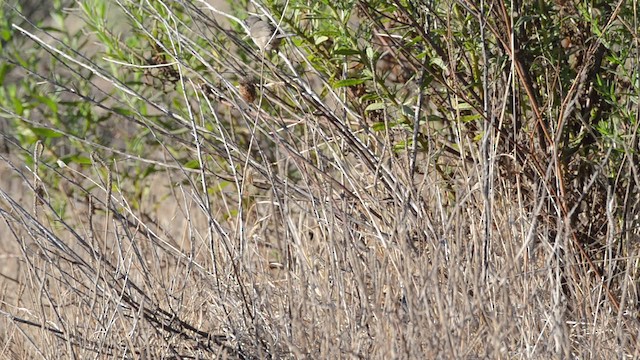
left=1, top=0, right=640, bottom=359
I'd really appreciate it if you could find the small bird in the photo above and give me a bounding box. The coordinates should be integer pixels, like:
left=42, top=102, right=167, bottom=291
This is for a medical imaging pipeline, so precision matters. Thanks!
left=238, top=76, right=257, bottom=103
left=245, top=16, right=282, bottom=52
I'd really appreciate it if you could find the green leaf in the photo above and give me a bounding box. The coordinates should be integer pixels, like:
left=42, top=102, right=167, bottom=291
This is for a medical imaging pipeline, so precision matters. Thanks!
left=12, top=95, right=24, bottom=116
left=34, top=95, right=59, bottom=115
left=0, top=62, right=13, bottom=84
left=112, top=107, right=133, bottom=117
left=0, top=27, right=11, bottom=43
left=365, top=102, right=386, bottom=111
left=361, top=93, right=380, bottom=102
left=453, top=101, right=473, bottom=111
left=371, top=122, right=386, bottom=131
left=61, top=155, right=92, bottom=165
left=333, top=78, right=366, bottom=88
left=315, top=35, right=329, bottom=45
left=183, top=159, right=201, bottom=170
left=30, top=127, right=63, bottom=138
left=400, top=105, right=415, bottom=117
left=334, top=48, right=360, bottom=56
left=430, top=57, right=446, bottom=71
left=461, top=114, right=482, bottom=123
left=393, top=140, right=409, bottom=151
left=366, top=46, right=375, bottom=60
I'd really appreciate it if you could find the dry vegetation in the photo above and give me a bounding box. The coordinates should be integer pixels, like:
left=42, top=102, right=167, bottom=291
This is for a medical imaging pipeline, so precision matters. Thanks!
left=1, top=0, right=640, bottom=358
